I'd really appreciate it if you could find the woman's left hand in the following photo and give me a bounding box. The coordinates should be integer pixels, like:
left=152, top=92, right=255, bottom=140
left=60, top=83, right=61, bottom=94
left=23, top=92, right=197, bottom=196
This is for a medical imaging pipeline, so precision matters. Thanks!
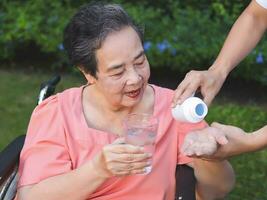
left=182, top=122, right=252, bottom=160
left=181, top=126, right=228, bottom=158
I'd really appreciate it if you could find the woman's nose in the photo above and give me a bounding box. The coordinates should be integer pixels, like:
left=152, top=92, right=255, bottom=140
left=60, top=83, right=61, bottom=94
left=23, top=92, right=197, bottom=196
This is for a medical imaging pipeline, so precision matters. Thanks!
left=126, top=67, right=142, bottom=85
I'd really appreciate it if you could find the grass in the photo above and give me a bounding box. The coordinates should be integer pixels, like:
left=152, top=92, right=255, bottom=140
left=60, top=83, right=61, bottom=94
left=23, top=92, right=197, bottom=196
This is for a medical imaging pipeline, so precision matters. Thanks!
left=0, top=69, right=267, bottom=199
left=0, top=69, right=85, bottom=150
left=206, top=103, right=267, bottom=200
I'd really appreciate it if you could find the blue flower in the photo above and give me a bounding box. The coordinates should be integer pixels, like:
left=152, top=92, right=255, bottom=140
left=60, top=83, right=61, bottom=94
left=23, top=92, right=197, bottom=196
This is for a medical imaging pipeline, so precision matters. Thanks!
left=58, top=43, right=64, bottom=51
left=143, top=41, right=152, bottom=52
left=256, top=52, right=264, bottom=64
left=157, top=40, right=171, bottom=53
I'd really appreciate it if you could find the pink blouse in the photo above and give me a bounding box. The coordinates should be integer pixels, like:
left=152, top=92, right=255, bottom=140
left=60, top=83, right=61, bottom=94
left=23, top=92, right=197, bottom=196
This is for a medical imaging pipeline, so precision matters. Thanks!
left=17, top=84, right=207, bottom=200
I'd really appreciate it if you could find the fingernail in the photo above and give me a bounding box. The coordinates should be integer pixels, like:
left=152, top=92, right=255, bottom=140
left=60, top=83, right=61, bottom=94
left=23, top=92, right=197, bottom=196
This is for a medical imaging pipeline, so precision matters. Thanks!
left=220, top=137, right=228, bottom=145
left=140, top=147, right=145, bottom=151
left=186, top=150, right=194, bottom=156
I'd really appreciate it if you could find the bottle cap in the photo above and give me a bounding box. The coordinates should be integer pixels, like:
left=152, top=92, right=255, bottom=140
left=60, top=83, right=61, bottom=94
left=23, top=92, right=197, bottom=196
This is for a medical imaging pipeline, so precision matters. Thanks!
left=172, top=97, right=208, bottom=123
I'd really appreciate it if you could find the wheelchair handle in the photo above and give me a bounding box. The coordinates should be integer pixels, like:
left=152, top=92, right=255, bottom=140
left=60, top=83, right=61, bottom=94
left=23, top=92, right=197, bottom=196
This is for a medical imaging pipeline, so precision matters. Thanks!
left=46, top=75, right=61, bottom=87
left=37, top=75, right=61, bottom=105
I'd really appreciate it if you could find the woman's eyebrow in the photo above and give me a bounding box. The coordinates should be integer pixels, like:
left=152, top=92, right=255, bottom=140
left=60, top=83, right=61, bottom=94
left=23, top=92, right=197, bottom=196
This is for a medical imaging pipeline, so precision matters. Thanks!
left=134, top=51, right=145, bottom=60
left=107, top=51, right=145, bottom=73
left=107, top=63, right=124, bottom=73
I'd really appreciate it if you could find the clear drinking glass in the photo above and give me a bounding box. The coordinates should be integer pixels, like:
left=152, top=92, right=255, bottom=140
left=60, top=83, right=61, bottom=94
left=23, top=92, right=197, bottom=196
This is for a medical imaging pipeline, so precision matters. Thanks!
left=124, top=113, right=158, bottom=174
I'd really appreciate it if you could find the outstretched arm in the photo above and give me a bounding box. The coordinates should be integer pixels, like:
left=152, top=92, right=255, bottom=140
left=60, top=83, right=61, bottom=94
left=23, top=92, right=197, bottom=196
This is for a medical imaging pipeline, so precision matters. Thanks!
left=210, top=0, right=267, bottom=76
left=182, top=123, right=267, bottom=160
left=173, top=0, right=267, bottom=106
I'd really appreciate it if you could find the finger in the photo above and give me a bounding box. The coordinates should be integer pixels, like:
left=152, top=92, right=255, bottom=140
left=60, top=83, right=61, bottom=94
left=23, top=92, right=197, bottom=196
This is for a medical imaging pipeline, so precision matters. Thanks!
left=114, top=170, right=131, bottom=176
left=178, top=84, right=199, bottom=104
left=210, top=122, right=225, bottom=129
left=192, top=142, right=204, bottom=156
left=130, top=168, right=148, bottom=175
left=110, top=161, right=151, bottom=176
left=213, top=130, right=228, bottom=145
left=172, top=80, right=190, bottom=107
left=183, top=149, right=195, bottom=156
left=201, top=143, right=217, bottom=155
left=113, top=137, right=126, bottom=144
left=181, top=138, right=194, bottom=153
left=115, top=160, right=150, bottom=171
left=182, top=145, right=196, bottom=156
left=199, top=156, right=222, bottom=162
left=108, top=144, right=145, bottom=154
left=195, top=150, right=203, bottom=156
left=210, top=122, right=230, bottom=137
left=114, top=153, right=152, bottom=163
left=115, top=168, right=148, bottom=176
left=172, top=89, right=186, bottom=107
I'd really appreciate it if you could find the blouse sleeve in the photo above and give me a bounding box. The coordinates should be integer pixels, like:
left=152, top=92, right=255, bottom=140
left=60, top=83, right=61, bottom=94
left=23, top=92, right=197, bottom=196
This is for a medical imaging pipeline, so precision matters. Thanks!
left=177, top=121, right=208, bottom=164
left=18, top=95, right=72, bottom=188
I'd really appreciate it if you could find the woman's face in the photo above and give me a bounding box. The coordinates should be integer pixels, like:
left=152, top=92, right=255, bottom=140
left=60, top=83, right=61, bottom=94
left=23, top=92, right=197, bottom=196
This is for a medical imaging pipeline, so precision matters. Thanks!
left=87, top=26, right=150, bottom=110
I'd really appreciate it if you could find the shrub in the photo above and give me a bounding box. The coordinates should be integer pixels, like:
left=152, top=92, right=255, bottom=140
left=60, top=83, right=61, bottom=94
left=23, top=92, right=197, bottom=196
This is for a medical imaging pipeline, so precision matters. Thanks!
left=0, top=0, right=266, bottom=85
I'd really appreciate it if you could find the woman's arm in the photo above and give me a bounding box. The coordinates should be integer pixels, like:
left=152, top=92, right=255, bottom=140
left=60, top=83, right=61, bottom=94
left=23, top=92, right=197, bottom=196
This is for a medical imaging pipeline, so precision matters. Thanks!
left=191, top=159, right=235, bottom=200
left=210, top=0, right=267, bottom=76
left=209, top=123, right=267, bottom=158
left=240, top=124, right=267, bottom=152
left=17, top=158, right=107, bottom=200
left=173, top=0, right=267, bottom=106
left=182, top=123, right=267, bottom=160
left=17, top=142, right=150, bottom=200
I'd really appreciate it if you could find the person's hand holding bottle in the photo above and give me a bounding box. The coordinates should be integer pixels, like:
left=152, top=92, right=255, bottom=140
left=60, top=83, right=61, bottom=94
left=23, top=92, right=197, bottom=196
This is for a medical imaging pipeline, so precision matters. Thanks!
left=172, top=68, right=227, bottom=107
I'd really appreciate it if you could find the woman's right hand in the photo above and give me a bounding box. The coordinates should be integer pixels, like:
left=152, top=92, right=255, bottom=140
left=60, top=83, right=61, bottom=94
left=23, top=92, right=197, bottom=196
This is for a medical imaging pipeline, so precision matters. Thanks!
left=92, top=138, right=152, bottom=177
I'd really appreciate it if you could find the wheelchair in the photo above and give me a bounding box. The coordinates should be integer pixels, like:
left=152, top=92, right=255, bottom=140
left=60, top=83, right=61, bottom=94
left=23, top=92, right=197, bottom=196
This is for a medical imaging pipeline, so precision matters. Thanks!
left=0, top=76, right=196, bottom=200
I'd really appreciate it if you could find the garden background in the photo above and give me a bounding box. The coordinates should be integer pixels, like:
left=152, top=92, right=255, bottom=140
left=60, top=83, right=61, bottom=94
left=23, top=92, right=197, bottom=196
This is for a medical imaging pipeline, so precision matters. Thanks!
left=0, top=0, right=267, bottom=199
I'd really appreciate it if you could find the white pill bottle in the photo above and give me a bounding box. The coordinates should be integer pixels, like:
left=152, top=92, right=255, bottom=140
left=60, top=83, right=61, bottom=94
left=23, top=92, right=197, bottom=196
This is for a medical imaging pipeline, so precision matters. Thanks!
left=171, top=97, right=208, bottom=123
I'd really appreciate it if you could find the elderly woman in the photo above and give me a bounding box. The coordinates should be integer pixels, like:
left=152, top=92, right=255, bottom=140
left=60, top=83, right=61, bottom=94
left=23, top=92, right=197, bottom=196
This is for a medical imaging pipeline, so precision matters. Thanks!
left=16, top=3, right=235, bottom=200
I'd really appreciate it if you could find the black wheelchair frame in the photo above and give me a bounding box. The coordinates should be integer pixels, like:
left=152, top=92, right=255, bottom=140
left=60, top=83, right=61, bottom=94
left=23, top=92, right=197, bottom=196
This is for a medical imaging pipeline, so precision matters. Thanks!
left=0, top=76, right=196, bottom=200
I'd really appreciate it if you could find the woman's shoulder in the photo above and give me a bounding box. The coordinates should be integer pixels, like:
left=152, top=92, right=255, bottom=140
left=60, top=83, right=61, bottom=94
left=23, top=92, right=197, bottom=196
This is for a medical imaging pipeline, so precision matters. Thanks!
left=33, top=86, right=83, bottom=117
left=58, top=86, right=84, bottom=103
left=151, top=84, right=174, bottom=97
left=150, top=84, right=174, bottom=105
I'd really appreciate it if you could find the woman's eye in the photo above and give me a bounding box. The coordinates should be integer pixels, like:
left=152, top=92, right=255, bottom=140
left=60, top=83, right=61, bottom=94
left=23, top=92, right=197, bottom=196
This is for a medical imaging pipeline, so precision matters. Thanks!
left=112, top=72, right=123, bottom=77
left=135, top=60, right=144, bottom=66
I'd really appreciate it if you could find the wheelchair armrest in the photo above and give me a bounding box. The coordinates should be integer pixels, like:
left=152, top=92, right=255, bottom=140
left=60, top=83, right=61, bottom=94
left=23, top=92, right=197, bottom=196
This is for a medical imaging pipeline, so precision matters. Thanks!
left=0, top=135, right=25, bottom=185
left=176, top=164, right=196, bottom=200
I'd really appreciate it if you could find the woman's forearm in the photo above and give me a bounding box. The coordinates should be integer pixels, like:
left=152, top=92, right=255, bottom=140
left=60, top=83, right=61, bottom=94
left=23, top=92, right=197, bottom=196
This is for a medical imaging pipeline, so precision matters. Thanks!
left=249, top=125, right=267, bottom=152
left=18, top=154, right=108, bottom=200
left=193, top=159, right=235, bottom=200
left=210, top=1, right=267, bottom=77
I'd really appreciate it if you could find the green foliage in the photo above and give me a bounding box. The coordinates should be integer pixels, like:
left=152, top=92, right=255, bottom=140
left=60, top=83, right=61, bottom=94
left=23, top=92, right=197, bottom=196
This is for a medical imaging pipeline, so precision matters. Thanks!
left=206, top=103, right=267, bottom=132
left=0, top=0, right=266, bottom=84
left=206, top=102, right=267, bottom=200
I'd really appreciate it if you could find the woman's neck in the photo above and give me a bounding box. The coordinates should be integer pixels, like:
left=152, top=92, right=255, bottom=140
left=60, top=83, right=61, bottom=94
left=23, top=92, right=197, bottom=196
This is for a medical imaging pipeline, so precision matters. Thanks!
left=81, top=84, right=155, bottom=135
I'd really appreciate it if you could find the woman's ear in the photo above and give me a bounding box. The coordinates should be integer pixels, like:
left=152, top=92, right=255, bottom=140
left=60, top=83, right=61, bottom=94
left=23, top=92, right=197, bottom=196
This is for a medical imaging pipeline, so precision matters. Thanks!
left=86, top=73, right=97, bottom=84
left=78, top=66, right=97, bottom=84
